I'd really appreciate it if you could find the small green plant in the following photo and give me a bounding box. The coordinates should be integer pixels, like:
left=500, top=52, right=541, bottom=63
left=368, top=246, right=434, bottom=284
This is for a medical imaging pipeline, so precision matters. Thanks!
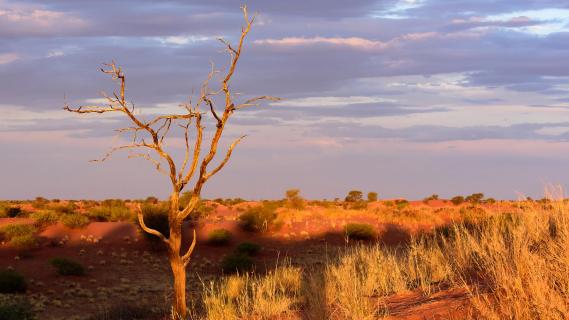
left=59, top=213, right=90, bottom=229
left=221, top=253, right=254, bottom=273
left=345, top=223, right=377, bottom=241
left=50, top=258, right=85, bottom=276
left=0, top=270, right=27, bottom=293
left=238, top=203, right=278, bottom=232
left=235, top=242, right=262, bottom=256
left=207, top=229, right=232, bottom=246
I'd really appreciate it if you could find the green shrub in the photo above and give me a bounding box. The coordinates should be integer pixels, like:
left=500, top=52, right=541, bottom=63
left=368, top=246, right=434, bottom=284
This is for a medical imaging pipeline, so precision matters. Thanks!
left=235, top=242, right=262, bottom=256
left=207, top=229, right=232, bottom=246
left=140, top=203, right=170, bottom=240
left=395, top=199, right=409, bottom=210
left=50, top=258, right=85, bottom=276
left=0, top=298, right=34, bottom=320
left=345, top=223, right=377, bottom=241
left=60, top=213, right=90, bottom=229
left=9, top=235, right=37, bottom=250
left=465, top=193, right=484, bottom=204
left=0, top=224, right=36, bottom=240
left=50, top=202, right=77, bottom=215
left=31, top=210, right=59, bottom=227
left=285, top=189, right=305, bottom=210
left=345, top=190, right=363, bottom=202
left=6, top=207, right=22, bottom=218
left=238, top=203, right=278, bottom=232
left=0, top=270, right=27, bottom=293
left=367, top=192, right=378, bottom=202
left=451, top=196, right=465, bottom=205
left=221, top=253, right=254, bottom=273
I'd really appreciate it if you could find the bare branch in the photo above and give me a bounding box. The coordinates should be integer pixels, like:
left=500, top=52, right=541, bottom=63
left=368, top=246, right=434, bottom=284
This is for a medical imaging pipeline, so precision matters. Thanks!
left=136, top=204, right=168, bottom=244
left=204, top=135, right=246, bottom=181
left=182, top=229, right=197, bottom=266
left=234, top=95, right=281, bottom=111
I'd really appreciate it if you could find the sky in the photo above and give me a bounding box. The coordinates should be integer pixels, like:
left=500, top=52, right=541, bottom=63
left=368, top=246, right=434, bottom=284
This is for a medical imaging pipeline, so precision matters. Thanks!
left=1, top=0, right=569, bottom=200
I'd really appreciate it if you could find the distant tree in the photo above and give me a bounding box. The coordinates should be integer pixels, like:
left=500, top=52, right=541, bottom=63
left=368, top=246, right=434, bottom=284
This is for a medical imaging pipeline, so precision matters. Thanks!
left=345, top=190, right=364, bottom=203
left=451, top=196, right=465, bottom=205
left=465, top=193, right=484, bottom=204
left=285, top=189, right=305, bottom=210
left=63, top=6, right=276, bottom=318
left=145, top=196, right=159, bottom=204
left=367, top=192, right=378, bottom=202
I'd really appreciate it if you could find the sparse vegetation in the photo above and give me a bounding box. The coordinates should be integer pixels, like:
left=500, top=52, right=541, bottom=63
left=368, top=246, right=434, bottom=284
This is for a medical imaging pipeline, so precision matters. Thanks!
left=221, top=253, right=254, bottom=274
left=50, top=258, right=85, bottom=276
left=238, top=203, right=278, bottom=232
left=344, top=223, right=377, bottom=240
left=207, top=229, right=232, bottom=246
left=451, top=195, right=465, bottom=205
left=0, top=270, right=27, bottom=293
left=285, top=189, right=306, bottom=210
left=367, top=192, right=378, bottom=202
left=235, top=242, right=262, bottom=256
left=59, top=213, right=90, bottom=229
left=0, top=297, right=34, bottom=320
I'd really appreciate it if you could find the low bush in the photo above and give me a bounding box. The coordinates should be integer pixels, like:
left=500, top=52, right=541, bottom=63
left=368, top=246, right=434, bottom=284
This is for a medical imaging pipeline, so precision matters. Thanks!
left=235, top=242, right=262, bottom=256
left=6, top=207, right=22, bottom=218
left=238, top=203, right=278, bottom=232
left=9, top=235, right=37, bottom=250
left=221, top=253, right=254, bottom=274
left=50, top=258, right=85, bottom=276
left=0, top=298, right=34, bottom=320
left=0, top=224, right=36, bottom=240
left=0, top=270, right=27, bottom=293
left=31, top=210, right=59, bottom=227
left=345, top=223, right=377, bottom=241
left=59, top=213, right=90, bottom=229
left=207, top=229, right=232, bottom=246
left=140, top=203, right=170, bottom=240
left=50, top=202, right=77, bottom=215
left=451, top=196, right=465, bottom=205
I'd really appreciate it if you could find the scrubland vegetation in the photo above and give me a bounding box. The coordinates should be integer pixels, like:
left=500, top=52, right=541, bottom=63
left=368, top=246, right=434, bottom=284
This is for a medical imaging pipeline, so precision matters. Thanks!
left=0, top=190, right=568, bottom=319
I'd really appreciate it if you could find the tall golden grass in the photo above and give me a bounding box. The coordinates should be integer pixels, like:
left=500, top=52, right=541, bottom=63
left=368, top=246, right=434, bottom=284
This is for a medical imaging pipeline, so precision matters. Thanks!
left=199, top=197, right=569, bottom=319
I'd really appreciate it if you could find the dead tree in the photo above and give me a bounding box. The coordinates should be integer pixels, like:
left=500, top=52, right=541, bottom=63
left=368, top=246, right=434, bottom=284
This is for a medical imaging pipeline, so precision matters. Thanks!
left=64, top=6, right=277, bottom=318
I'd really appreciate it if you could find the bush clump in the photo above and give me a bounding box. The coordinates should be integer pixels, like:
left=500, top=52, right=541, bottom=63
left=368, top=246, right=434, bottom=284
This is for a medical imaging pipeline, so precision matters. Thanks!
left=451, top=196, right=465, bottom=205
left=345, top=223, right=377, bottom=241
left=0, top=298, right=34, bottom=320
left=238, top=203, right=278, bottom=232
left=0, top=224, right=36, bottom=240
left=207, top=229, right=232, bottom=246
left=31, top=210, right=59, bottom=227
left=6, top=207, right=22, bottom=218
left=0, top=270, right=27, bottom=293
left=50, top=258, right=85, bottom=276
left=59, top=213, right=90, bottom=229
left=235, top=242, right=262, bottom=256
left=140, top=203, right=170, bottom=240
left=221, top=253, right=254, bottom=274
left=285, top=189, right=305, bottom=210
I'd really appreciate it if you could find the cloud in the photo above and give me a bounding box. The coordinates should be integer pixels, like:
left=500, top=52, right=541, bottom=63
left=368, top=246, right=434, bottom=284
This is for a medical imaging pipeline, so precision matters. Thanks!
left=0, top=52, right=18, bottom=64
left=271, top=95, right=395, bottom=107
left=0, top=3, right=88, bottom=37
left=255, top=37, right=387, bottom=50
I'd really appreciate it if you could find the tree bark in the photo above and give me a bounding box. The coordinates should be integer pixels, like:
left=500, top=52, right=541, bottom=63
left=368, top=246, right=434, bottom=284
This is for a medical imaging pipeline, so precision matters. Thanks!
left=169, top=216, right=187, bottom=318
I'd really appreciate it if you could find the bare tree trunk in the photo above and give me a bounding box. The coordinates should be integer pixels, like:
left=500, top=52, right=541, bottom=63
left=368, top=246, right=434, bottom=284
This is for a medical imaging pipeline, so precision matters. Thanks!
left=169, top=221, right=187, bottom=318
